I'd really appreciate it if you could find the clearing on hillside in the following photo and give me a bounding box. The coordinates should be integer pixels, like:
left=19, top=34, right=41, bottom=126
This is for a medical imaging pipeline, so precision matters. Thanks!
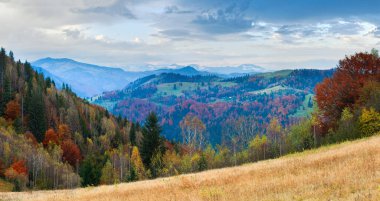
left=1, top=135, right=379, bottom=201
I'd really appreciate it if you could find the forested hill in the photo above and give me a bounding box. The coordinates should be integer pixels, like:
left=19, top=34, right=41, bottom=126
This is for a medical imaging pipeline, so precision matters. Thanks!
left=94, top=68, right=334, bottom=144
left=0, top=48, right=136, bottom=190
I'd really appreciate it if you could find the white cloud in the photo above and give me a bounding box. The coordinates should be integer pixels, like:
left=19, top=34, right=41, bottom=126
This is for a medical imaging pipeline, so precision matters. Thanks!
left=0, top=0, right=379, bottom=70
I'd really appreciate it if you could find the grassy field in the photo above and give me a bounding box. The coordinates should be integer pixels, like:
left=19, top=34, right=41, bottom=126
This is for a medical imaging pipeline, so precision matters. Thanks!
left=248, top=85, right=288, bottom=95
left=0, top=179, right=13, bottom=192
left=155, top=81, right=237, bottom=97
left=256, top=69, right=293, bottom=78
left=1, top=135, right=379, bottom=201
left=291, top=93, right=314, bottom=117
left=248, top=85, right=305, bottom=95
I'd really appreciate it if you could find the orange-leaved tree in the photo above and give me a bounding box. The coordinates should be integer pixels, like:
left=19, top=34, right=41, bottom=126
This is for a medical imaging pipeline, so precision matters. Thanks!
left=5, top=160, right=28, bottom=179
left=42, top=128, right=59, bottom=147
left=5, top=99, right=20, bottom=121
left=58, top=124, right=71, bottom=141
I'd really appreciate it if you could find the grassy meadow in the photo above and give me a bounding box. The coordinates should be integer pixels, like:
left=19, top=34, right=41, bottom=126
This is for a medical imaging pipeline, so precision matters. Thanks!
left=1, top=134, right=379, bottom=201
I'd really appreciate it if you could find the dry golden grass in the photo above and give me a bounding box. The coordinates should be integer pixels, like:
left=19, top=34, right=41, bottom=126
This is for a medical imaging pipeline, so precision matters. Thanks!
left=1, top=135, right=380, bottom=201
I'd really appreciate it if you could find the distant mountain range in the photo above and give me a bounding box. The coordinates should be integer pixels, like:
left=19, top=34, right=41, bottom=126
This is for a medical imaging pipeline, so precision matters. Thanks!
left=201, top=64, right=266, bottom=75
left=32, top=58, right=268, bottom=97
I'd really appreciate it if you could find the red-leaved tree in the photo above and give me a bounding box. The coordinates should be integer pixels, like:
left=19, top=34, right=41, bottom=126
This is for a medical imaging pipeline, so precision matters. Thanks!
left=5, top=100, right=20, bottom=121
left=315, top=52, right=380, bottom=133
left=61, top=139, right=81, bottom=167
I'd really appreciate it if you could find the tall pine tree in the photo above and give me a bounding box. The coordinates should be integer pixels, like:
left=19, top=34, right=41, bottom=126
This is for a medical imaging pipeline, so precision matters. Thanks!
left=27, top=88, right=47, bottom=142
left=129, top=122, right=136, bottom=146
left=140, top=112, right=162, bottom=169
left=0, top=48, right=6, bottom=115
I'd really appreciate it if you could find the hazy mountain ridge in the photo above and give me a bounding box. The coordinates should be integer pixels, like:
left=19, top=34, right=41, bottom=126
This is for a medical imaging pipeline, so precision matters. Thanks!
left=32, top=58, right=268, bottom=97
left=32, top=58, right=141, bottom=97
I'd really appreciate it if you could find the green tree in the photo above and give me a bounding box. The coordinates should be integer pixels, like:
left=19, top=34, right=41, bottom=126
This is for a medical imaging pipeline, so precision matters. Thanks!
left=79, top=154, right=106, bottom=186
left=100, top=160, right=117, bottom=184
left=267, top=118, right=283, bottom=156
left=333, top=108, right=359, bottom=141
left=261, top=135, right=268, bottom=160
left=197, top=152, right=208, bottom=171
left=129, top=122, right=136, bottom=146
left=150, top=151, right=164, bottom=178
left=1, top=76, right=12, bottom=114
left=140, top=112, right=163, bottom=169
left=0, top=47, right=6, bottom=95
left=249, top=134, right=262, bottom=161
left=27, top=89, right=47, bottom=142
left=128, top=165, right=138, bottom=182
left=287, top=120, right=313, bottom=152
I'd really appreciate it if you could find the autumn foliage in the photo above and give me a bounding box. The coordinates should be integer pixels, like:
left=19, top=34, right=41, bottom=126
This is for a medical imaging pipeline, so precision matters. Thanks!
left=24, top=131, right=38, bottom=146
left=5, top=100, right=20, bottom=121
left=5, top=160, right=28, bottom=179
left=61, top=139, right=81, bottom=167
left=42, top=128, right=59, bottom=147
left=315, top=52, right=380, bottom=132
left=58, top=124, right=71, bottom=141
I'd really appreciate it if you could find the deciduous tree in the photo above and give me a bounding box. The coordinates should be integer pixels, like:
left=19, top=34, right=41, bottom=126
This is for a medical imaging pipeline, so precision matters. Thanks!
left=42, top=128, right=59, bottom=147
left=316, top=52, right=380, bottom=133
left=61, top=139, right=81, bottom=167
left=5, top=100, right=20, bottom=121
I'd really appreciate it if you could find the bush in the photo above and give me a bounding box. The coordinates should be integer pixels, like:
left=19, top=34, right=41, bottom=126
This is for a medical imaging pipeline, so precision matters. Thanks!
left=287, top=120, right=313, bottom=152
left=333, top=108, right=360, bottom=141
left=359, top=108, right=380, bottom=137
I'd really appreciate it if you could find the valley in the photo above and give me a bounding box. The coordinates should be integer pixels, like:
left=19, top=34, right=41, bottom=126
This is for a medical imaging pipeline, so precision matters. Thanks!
left=93, top=69, right=333, bottom=143
left=1, top=1, right=379, bottom=200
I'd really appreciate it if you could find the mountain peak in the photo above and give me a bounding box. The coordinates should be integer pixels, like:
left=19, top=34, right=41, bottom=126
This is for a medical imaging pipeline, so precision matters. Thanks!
left=35, top=57, right=76, bottom=64
left=179, top=66, right=198, bottom=72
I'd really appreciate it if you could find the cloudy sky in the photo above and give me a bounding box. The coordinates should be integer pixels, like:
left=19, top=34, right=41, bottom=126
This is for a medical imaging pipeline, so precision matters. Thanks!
left=0, top=0, right=380, bottom=70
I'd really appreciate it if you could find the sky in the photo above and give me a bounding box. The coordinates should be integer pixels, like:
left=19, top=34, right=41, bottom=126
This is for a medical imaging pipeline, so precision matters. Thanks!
left=0, top=0, right=380, bottom=70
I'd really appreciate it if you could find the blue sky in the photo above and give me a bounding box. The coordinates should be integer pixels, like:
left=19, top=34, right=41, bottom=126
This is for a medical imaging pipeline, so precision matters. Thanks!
left=0, top=0, right=379, bottom=70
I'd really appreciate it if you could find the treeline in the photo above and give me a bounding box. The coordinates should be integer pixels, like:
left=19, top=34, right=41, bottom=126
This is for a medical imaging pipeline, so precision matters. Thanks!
left=0, top=48, right=378, bottom=192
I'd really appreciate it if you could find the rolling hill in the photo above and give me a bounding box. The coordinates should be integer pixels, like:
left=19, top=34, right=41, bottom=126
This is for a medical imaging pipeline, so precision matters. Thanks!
left=2, top=134, right=378, bottom=201
left=93, top=69, right=334, bottom=144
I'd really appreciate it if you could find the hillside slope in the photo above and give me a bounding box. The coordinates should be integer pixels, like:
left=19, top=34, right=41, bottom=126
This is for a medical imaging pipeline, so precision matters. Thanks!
left=2, top=134, right=379, bottom=201
left=94, top=69, right=333, bottom=143
left=32, top=58, right=139, bottom=97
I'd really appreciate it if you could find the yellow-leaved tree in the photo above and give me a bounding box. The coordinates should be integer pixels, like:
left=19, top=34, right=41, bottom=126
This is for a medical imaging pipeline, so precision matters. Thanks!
left=359, top=108, right=380, bottom=137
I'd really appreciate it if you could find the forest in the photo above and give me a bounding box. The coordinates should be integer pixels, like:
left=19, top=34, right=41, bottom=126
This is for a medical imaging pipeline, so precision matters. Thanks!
left=0, top=48, right=379, bottom=191
left=95, top=68, right=334, bottom=144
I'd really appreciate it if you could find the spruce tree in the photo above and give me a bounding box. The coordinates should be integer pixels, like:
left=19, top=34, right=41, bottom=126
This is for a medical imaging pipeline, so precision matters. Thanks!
left=0, top=48, right=5, bottom=79
left=0, top=76, right=12, bottom=115
left=0, top=48, right=6, bottom=115
left=140, top=112, right=162, bottom=169
left=129, top=122, right=136, bottom=146
left=27, top=89, right=47, bottom=142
